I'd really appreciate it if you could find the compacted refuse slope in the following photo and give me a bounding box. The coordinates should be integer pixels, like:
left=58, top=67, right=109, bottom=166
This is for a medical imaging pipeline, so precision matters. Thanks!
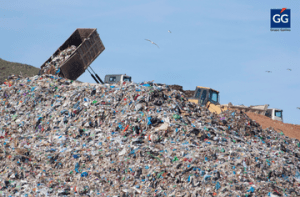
left=0, top=75, right=300, bottom=196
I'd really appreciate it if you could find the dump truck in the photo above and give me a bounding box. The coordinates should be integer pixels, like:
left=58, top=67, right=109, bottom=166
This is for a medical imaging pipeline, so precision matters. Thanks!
left=104, top=74, right=132, bottom=84
left=188, top=86, right=283, bottom=122
left=266, top=108, right=283, bottom=121
left=40, top=28, right=105, bottom=81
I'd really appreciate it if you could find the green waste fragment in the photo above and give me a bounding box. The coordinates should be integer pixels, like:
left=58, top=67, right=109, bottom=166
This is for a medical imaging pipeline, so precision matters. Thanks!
left=157, top=171, right=165, bottom=178
left=93, top=100, right=97, bottom=104
left=146, top=152, right=162, bottom=164
left=173, top=114, right=181, bottom=120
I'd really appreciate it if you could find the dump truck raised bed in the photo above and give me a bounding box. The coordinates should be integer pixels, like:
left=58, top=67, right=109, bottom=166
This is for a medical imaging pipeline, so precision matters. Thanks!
left=40, top=28, right=105, bottom=80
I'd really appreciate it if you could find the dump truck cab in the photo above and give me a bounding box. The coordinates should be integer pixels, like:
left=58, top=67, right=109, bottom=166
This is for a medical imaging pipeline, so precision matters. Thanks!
left=265, top=108, right=283, bottom=122
left=104, top=74, right=132, bottom=84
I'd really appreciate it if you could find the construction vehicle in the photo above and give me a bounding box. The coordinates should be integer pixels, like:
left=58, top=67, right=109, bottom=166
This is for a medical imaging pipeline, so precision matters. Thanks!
left=39, top=28, right=133, bottom=85
left=188, top=86, right=283, bottom=122
left=40, top=28, right=105, bottom=83
left=104, top=74, right=132, bottom=84
left=221, top=103, right=283, bottom=121
left=188, top=86, right=222, bottom=113
left=266, top=108, right=283, bottom=121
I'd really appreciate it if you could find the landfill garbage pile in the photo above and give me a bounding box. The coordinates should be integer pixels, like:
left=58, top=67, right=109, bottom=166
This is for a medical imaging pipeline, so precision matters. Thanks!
left=169, top=85, right=195, bottom=98
left=41, top=45, right=77, bottom=75
left=1, top=75, right=300, bottom=197
left=2, top=75, right=22, bottom=87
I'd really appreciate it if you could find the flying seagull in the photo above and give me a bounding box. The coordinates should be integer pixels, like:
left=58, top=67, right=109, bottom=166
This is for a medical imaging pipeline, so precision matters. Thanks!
left=287, top=68, right=292, bottom=71
left=145, top=39, right=159, bottom=48
left=266, top=71, right=272, bottom=73
left=297, top=107, right=300, bottom=110
left=168, top=30, right=172, bottom=33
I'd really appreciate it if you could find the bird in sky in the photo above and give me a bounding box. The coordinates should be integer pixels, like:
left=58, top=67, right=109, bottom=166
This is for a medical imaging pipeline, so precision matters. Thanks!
left=145, top=39, right=159, bottom=48
left=297, top=107, right=300, bottom=110
left=266, top=71, right=272, bottom=73
left=168, top=30, right=172, bottom=33
left=287, top=68, right=292, bottom=71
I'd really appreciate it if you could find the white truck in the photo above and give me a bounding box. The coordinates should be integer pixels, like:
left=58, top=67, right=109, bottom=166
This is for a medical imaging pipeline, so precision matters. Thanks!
left=221, top=103, right=283, bottom=122
left=104, top=74, right=132, bottom=84
left=265, top=108, right=283, bottom=122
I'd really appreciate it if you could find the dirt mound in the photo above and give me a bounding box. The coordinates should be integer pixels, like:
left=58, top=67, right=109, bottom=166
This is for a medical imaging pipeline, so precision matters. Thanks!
left=246, top=112, right=300, bottom=140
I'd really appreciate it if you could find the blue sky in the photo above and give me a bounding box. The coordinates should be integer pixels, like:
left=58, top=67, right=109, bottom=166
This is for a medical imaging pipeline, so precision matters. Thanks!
left=1, top=0, right=299, bottom=124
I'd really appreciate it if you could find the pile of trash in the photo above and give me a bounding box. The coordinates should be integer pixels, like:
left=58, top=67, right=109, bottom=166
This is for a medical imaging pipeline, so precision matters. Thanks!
left=0, top=74, right=300, bottom=196
left=1, top=75, right=21, bottom=87
left=169, top=85, right=195, bottom=98
left=41, top=45, right=77, bottom=75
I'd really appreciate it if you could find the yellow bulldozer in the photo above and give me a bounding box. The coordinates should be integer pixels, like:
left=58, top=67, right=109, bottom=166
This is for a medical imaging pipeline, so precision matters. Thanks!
left=188, top=86, right=223, bottom=114
left=188, top=86, right=283, bottom=122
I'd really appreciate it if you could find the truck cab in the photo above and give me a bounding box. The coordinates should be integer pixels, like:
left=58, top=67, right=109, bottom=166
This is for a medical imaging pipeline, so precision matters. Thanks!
left=265, top=108, right=283, bottom=122
left=104, top=74, right=132, bottom=84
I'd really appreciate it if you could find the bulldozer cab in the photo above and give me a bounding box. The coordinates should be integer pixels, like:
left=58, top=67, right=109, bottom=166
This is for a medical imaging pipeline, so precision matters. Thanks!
left=189, top=86, right=219, bottom=106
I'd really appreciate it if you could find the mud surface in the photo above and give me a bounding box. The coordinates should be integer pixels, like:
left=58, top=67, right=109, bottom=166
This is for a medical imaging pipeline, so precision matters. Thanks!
left=246, top=112, right=300, bottom=140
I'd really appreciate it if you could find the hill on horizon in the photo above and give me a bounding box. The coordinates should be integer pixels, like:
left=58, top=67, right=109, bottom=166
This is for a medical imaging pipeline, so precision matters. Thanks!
left=0, top=58, right=40, bottom=84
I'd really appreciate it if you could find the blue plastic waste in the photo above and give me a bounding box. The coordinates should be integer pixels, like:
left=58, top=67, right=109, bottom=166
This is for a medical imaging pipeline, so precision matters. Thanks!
left=247, top=187, right=255, bottom=193
left=147, top=117, right=152, bottom=125
left=81, top=172, right=88, bottom=177
left=55, top=68, right=60, bottom=74
left=75, top=163, right=80, bottom=173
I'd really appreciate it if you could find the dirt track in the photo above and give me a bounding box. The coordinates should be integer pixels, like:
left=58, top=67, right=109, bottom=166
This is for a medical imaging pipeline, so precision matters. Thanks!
left=246, top=112, right=300, bottom=140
